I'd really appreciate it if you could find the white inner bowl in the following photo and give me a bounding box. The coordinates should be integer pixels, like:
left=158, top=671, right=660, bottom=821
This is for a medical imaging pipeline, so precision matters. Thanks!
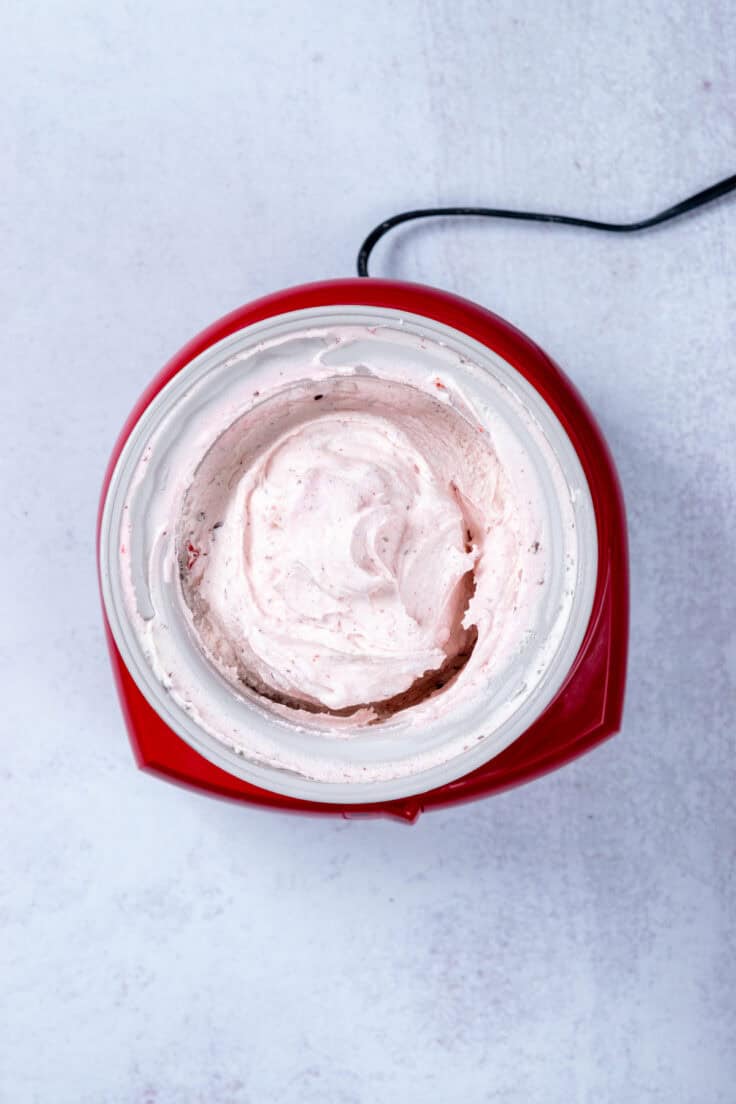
left=99, top=306, right=598, bottom=804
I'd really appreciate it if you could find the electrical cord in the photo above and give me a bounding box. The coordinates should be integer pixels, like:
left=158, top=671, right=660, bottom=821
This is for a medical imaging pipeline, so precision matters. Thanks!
left=356, top=172, right=736, bottom=277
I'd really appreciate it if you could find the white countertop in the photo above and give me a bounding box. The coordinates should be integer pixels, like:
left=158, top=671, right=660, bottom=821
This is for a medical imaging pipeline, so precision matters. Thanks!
left=2, top=2, right=734, bottom=1101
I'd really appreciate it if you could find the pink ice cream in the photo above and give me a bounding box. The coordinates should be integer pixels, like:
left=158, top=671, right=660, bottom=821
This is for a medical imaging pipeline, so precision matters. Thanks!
left=177, top=375, right=527, bottom=723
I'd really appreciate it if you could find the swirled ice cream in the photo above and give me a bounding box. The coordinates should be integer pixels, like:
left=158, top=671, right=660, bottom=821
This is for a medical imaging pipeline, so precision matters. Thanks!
left=178, top=376, right=533, bottom=723
left=110, top=312, right=596, bottom=794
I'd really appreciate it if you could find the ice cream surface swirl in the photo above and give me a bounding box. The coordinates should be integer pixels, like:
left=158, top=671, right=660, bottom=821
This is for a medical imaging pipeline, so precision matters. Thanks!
left=178, top=375, right=534, bottom=723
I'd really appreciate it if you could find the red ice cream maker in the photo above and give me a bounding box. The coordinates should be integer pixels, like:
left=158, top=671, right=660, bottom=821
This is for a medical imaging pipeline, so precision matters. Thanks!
left=97, top=279, right=628, bottom=822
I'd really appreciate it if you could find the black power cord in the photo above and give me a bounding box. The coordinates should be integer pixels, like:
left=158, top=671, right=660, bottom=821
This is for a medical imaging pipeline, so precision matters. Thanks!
left=356, top=173, right=736, bottom=277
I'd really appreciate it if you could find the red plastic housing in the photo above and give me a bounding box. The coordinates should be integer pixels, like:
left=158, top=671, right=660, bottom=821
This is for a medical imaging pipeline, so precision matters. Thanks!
left=97, top=279, right=628, bottom=821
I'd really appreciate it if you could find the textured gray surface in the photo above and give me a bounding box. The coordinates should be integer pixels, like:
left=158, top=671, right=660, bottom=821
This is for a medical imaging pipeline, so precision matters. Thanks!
left=2, top=2, right=735, bottom=1101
